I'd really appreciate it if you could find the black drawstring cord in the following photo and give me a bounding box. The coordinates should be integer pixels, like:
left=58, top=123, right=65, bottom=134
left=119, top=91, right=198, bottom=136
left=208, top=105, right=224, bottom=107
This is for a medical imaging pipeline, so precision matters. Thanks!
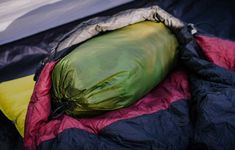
left=49, top=100, right=73, bottom=120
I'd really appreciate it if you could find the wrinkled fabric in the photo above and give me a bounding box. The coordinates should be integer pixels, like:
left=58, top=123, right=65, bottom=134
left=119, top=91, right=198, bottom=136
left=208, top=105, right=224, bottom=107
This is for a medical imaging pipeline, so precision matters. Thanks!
left=25, top=60, right=191, bottom=149
left=51, top=21, right=178, bottom=117
left=0, top=1, right=147, bottom=82
left=23, top=3, right=235, bottom=150
left=191, top=35, right=235, bottom=150
left=39, top=100, right=192, bottom=150
left=155, top=0, right=235, bottom=41
left=55, top=5, right=183, bottom=53
left=0, top=1, right=235, bottom=150
left=196, top=35, right=235, bottom=71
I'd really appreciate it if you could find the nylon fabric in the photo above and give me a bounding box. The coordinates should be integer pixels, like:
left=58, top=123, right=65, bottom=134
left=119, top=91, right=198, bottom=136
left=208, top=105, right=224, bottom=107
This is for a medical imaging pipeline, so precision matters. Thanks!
left=51, top=21, right=178, bottom=117
left=24, top=60, right=190, bottom=149
left=0, top=1, right=234, bottom=149
left=0, top=75, right=35, bottom=137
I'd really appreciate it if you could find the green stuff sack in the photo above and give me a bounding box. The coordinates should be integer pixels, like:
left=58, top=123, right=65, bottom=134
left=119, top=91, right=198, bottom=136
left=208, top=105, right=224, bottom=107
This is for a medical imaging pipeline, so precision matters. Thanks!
left=52, top=21, right=178, bottom=117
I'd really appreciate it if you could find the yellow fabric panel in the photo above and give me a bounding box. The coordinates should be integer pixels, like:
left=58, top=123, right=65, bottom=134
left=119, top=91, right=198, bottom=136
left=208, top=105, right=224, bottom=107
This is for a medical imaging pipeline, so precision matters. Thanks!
left=0, top=75, right=35, bottom=137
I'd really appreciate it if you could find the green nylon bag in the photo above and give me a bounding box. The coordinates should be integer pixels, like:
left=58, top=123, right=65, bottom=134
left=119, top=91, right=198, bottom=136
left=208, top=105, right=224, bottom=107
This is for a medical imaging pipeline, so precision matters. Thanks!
left=52, top=21, right=178, bottom=117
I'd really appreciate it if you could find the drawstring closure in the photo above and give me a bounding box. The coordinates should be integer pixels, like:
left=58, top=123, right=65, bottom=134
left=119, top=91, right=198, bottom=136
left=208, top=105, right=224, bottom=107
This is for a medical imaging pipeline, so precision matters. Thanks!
left=49, top=100, right=73, bottom=119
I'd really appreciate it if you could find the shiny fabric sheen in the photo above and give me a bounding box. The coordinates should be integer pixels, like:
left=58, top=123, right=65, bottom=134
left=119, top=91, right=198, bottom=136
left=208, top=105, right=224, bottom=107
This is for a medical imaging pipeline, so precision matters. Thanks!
left=51, top=21, right=178, bottom=117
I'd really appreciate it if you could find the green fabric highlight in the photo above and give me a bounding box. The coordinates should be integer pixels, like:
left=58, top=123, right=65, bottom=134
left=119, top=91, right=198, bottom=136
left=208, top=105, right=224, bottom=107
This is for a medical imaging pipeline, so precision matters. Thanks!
left=52, top=21, right=178, bottom=117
